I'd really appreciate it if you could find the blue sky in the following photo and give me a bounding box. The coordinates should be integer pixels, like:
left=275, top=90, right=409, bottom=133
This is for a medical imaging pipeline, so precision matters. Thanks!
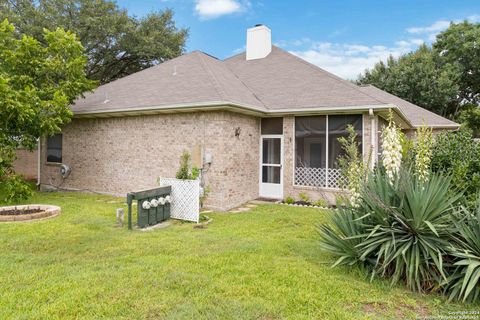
left=117, top=0, right=480, bottom=79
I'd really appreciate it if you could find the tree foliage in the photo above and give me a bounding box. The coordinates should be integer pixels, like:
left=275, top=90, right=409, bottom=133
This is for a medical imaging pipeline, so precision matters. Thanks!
left=431, top=128, right=480, bottom=206
left=1, top=0, right=188, bottom=84
left=358, top=21, right=480, bottom=130
left=434, top=22, right=480, bottom=106
left=358, top=45, right=459, bottom=117
left=0, top=19, right=95, bottom=202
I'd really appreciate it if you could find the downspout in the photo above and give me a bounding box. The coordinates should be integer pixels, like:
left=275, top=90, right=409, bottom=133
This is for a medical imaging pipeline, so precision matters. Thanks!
left=37, top=137, right=41, bottom=190
left=369, top=108, right=375, bottom=169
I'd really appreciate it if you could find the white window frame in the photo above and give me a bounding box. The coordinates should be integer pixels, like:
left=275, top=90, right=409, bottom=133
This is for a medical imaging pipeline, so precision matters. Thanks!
left=292, top=114, right=365, bottom=190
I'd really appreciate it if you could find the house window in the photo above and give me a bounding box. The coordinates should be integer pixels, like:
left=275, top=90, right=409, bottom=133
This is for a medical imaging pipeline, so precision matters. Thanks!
left=295, top=115, right=362, bottom=188
left=261, top=117, right=283, bottom=134
left=46, top=134, right=62, bottom=163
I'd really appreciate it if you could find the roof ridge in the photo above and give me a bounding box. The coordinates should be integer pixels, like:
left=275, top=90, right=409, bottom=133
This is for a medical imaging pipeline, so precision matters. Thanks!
left=223, top=59, right=267, bottom=109
left=196, top=51, right=228, bottom=101
left=81, top=51, right=199, bottom=91
left=271, top=46, right=387, bottom=106
left=200, top=51, right=266, bottom=108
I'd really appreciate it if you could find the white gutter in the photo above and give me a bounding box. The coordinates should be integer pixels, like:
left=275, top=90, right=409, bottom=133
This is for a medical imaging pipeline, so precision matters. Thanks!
left=73, top=100, right=393, bottom=117
left=72, top=100, right=458, bottom=129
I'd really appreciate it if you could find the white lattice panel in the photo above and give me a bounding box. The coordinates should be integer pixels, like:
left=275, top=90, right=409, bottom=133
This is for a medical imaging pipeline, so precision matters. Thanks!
left=294, top=167, right=347, bottom=189
left=295, top=167, right=326, bottom=187
left=328, top=168, right=347, bottom=189
left=160, top=178, right=200, bottom=223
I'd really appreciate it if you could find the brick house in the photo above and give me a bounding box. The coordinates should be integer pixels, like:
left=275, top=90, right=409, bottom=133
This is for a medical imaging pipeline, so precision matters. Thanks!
left=39, top=25, right=459, bottom=211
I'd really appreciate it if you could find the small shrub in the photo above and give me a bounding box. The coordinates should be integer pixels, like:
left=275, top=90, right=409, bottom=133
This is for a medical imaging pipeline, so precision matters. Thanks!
left=312, top=199, right=328, bottom=207
left=284, top=196, right=295, bottom=204
left=338, top=125, right=368, bottom=206
left=298, top=192, right=310, bottom=203
left=200, top=185, right=211, bottom=208
left=0, top=174, right=32, bottom=204
left=175, top=151, right=200, bottom=180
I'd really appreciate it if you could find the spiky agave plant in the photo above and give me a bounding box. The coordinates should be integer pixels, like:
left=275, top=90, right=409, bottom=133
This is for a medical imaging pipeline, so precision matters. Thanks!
left=358, top=168, right=462, bottom=292
left=318, top=205, right=371, bottom=268
left=445, top=199, right=480, bottom=302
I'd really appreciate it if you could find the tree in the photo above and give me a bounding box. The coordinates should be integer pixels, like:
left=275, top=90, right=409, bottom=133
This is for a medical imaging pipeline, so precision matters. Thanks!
left=1, top=0, right=188, bottom=84
left=358, top=44, right=460, bottom=118
left=358, top=21, right=480, bottom=131
left=0, top=19, right=95, bottom=201
left=434, top=22, right=480, bottom=107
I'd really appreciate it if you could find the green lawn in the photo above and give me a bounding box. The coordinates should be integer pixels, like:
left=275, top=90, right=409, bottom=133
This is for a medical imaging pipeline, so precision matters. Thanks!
left=0, top=191, right=476, bottom=319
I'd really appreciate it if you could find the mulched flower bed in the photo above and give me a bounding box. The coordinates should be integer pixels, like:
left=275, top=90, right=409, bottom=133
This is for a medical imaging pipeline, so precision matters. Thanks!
left=0, top=204, right=61, bottom=222
left=0, top=208, right=43, bottom=216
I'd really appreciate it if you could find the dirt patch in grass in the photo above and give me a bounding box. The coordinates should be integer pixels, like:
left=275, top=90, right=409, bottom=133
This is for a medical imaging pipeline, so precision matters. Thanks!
left=359, top=300, right=430, bottom=319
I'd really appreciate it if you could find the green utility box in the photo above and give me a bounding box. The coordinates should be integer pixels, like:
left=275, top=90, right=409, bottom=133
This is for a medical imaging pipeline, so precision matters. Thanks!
left=126, top=186, right=172, bottom=229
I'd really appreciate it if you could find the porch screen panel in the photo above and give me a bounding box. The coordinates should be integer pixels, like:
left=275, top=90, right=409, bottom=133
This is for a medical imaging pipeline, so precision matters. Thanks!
left=328, top=115, right=362, bottom=188
left=295, top=115, right=363, bottom=188
left=295, top=116, right=327, bottom=187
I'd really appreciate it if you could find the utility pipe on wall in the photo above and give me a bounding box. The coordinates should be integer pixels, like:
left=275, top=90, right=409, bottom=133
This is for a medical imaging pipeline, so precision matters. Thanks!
left=369, top=108, right=376, bottom=169
left=37, top=137, right=41, bottom=189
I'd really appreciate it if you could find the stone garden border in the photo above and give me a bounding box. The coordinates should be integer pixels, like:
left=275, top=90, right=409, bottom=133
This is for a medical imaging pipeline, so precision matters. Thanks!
left=0, top=205, right=61, bottom=222
left=276, top=201, right=333, bottom=210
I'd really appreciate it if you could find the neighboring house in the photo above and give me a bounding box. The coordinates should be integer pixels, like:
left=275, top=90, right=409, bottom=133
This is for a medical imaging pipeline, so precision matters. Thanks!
left=39, top=25, right=459, bottom=211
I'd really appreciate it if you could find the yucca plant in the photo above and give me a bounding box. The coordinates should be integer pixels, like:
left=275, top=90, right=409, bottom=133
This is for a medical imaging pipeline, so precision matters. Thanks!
left=445, top=199, right=480, bottom=302
left=358, top=168, right=462, bottom=292
left=318, top=206, right=371, bottom=268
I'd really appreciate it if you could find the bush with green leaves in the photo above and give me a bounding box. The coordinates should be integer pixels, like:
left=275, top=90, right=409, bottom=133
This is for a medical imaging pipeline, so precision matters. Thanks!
left=313, top=199, right=328, bottom=207
left=175, top=151, right=200, bottom=180
left=431, top=128, right=480, bottom=206
left=284, top=196, right=295, bottom=204
left=298, top=192, right=310, bottom=203
left=337, top=125, right=368, bottom=206
left=0, top=19, right=95, bottom=203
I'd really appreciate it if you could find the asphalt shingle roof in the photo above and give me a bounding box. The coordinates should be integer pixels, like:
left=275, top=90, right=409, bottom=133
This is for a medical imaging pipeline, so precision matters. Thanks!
left=72, top=45, right=457, bottom=128
left=357, top=85, right=459, bottom=128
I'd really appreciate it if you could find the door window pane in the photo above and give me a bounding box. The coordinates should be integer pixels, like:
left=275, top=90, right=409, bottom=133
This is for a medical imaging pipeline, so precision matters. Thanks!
left=261, top=117, right=283, bottom=134
left=328, top=115, right=362, bottom=168
left=262, top=166, right=281, bottom=183
left=262, top=138, right=281, bottom=164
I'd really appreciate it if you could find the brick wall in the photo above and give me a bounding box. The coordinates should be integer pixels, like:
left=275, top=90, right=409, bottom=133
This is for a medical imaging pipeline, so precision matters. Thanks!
left=14, top=148, right=38, bottom=181
left=40, top=111, right=260, bottom=211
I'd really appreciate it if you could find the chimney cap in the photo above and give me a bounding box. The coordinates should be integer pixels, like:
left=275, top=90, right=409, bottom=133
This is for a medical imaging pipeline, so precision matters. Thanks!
left=255, top=23, right=263, bottom=27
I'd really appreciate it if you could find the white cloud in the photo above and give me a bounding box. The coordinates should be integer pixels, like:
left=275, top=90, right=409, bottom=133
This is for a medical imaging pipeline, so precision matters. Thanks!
left=407, top=20, right=451, bottom=34
left=194, top=0, right=246, bottom=20
left=289, top=41, right=418, bottom=80
left=280, top=14, right=479, bottom=80
left=406, top=15, right=480, bottom=42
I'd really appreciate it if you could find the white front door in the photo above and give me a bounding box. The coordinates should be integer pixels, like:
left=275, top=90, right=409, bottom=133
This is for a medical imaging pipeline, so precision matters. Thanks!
left=259, top=135, right=283, bottom=199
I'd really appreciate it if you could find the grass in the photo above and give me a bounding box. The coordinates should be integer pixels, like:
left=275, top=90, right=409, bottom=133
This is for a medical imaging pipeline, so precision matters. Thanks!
left=0, top=191, right=476, bottom=319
